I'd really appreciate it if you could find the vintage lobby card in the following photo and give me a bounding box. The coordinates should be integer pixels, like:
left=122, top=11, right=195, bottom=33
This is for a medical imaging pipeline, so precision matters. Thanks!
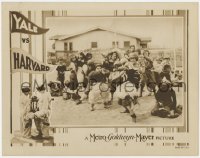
left=2, top=2, right=199, bottom=156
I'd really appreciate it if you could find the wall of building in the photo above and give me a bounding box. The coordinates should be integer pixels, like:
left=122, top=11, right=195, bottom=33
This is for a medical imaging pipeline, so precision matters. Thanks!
left=55, top=30, right=140, bottom=51
left=55, top=41, right=65, bottom=51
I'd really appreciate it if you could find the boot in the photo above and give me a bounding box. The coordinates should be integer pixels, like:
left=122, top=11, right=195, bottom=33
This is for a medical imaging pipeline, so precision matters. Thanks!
left=90, top=104, right=95, bottom=111
left=131, top=113, right=137, bottom=123
left=120, top=109, right=129, bottom=113
left=76, top=100, right=82, bottom=105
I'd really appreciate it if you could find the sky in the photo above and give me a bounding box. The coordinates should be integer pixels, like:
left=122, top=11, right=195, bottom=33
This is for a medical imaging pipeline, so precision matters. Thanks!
left=46, top=16, right=183, bottom=51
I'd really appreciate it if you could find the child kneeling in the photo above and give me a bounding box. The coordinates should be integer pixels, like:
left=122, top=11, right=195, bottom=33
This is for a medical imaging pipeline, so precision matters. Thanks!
left=151, top=77, right=182, bottom=118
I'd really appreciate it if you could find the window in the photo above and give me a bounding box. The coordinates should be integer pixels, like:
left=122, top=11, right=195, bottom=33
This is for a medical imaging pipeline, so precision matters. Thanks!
left=112, top=41, right=115, bottom=48
left=64, top=42, right=68, bottom=51
left=52, top=43, right=55, bottom=49
left=91, top=42, right=97, bottom=48
left=69, top=42, right=73, bottom=51
left=116, top=41, right=119, bottom=48
left=140, top=43, right=147, bottom=48
left=112, top=41, right=119, bottom=48
left=124, top=41, right=130, bottom=48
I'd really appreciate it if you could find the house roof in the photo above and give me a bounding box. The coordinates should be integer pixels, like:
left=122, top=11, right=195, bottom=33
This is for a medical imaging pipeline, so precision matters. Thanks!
left=49, top=35, right=68, bottom=40
left=49, top=26, right=151, bottom=42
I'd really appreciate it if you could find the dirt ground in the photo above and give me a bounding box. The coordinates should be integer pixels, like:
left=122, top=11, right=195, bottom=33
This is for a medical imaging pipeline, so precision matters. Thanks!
left=49, top=88, right=184, bottom=127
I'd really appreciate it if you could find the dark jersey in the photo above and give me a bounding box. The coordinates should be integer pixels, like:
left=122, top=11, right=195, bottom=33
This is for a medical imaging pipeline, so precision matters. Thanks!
left=88, top=71, right=107, bottom=85
left=56, top=65, right=66, bottom=77
left=126, top=69, right=140, bottom=89
left=155, top=89, right=177, bottom=110
left=160, top=71, right=171, bottom=82
left=77, top=59, right=85, bottom=67
left=144, top=56, right=153, bottom=70
left=103, top=60, right=114, bottom=72
left=65, top=70, right=79, bottom=90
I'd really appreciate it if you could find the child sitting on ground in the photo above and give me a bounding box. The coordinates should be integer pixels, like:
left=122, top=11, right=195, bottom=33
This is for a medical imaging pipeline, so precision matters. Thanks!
left=151, top=77, right=182, bottom=118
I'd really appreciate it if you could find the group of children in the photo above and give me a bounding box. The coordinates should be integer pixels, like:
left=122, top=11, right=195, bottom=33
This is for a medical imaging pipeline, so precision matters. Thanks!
left=19, top=45, right=183, bottom=139
left=53, top=45, right=183, bottom=122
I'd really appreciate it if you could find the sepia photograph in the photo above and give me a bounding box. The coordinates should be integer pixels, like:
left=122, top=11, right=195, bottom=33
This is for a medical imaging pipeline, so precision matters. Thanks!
left=2, top=3, right=198, bottom=155
left=45, top=16, right=185, bottom=126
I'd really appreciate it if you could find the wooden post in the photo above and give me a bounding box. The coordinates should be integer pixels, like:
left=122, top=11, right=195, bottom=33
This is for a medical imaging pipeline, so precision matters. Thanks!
left=9, top=11, right=13, bottom=134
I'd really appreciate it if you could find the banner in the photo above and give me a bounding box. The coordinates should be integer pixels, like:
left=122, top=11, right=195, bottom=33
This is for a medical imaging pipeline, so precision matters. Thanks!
left=11, top=48, right=54, bottom=74
left=10, top=11, right=49, bottom=35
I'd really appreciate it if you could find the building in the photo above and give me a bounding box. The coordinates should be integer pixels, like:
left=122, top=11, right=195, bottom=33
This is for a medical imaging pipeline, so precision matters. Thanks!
left=49, top=26, right=151, bottom=60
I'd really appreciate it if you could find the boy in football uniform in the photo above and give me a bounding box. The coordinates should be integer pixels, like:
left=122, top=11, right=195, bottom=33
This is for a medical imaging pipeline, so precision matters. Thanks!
left=56, top=58, right=66, bottom=88
left=19, top=83, right=34, bottom=138
left=151, top=77, right=182, bottom=118
left=34, top=84, right=53, bottom=138
left=88, top=63, right=111, bottom=111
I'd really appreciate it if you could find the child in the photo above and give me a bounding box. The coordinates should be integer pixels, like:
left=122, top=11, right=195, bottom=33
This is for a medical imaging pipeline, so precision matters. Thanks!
left=78, top=60, right=96, bottom=103
left=109, top=61, right=127, bottom=100
left=151, top=77, right=182, bottom=118
left=56, top=58, right=66, bottom=88
left=48, top=81, right=62, bottom=97
left=63, top=70, right=81, bottom=105
left=19, top=83, right=34, bottom=138
left=103, top=51, right=120, bottom=72
left=115, top=81, right=139, bottom=122
left=63, top=54, right=82, bottom=104
left=160, top=64, right=172, bottom=82
left=88, top=63, right=111, bottom=111
left=123, top=53, right=140, bottom=90
left=161, top=56, right=172, bottom=70
left=34, top=84, right=53, bottom=138
left=153, top=58, right=163, bottom=74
